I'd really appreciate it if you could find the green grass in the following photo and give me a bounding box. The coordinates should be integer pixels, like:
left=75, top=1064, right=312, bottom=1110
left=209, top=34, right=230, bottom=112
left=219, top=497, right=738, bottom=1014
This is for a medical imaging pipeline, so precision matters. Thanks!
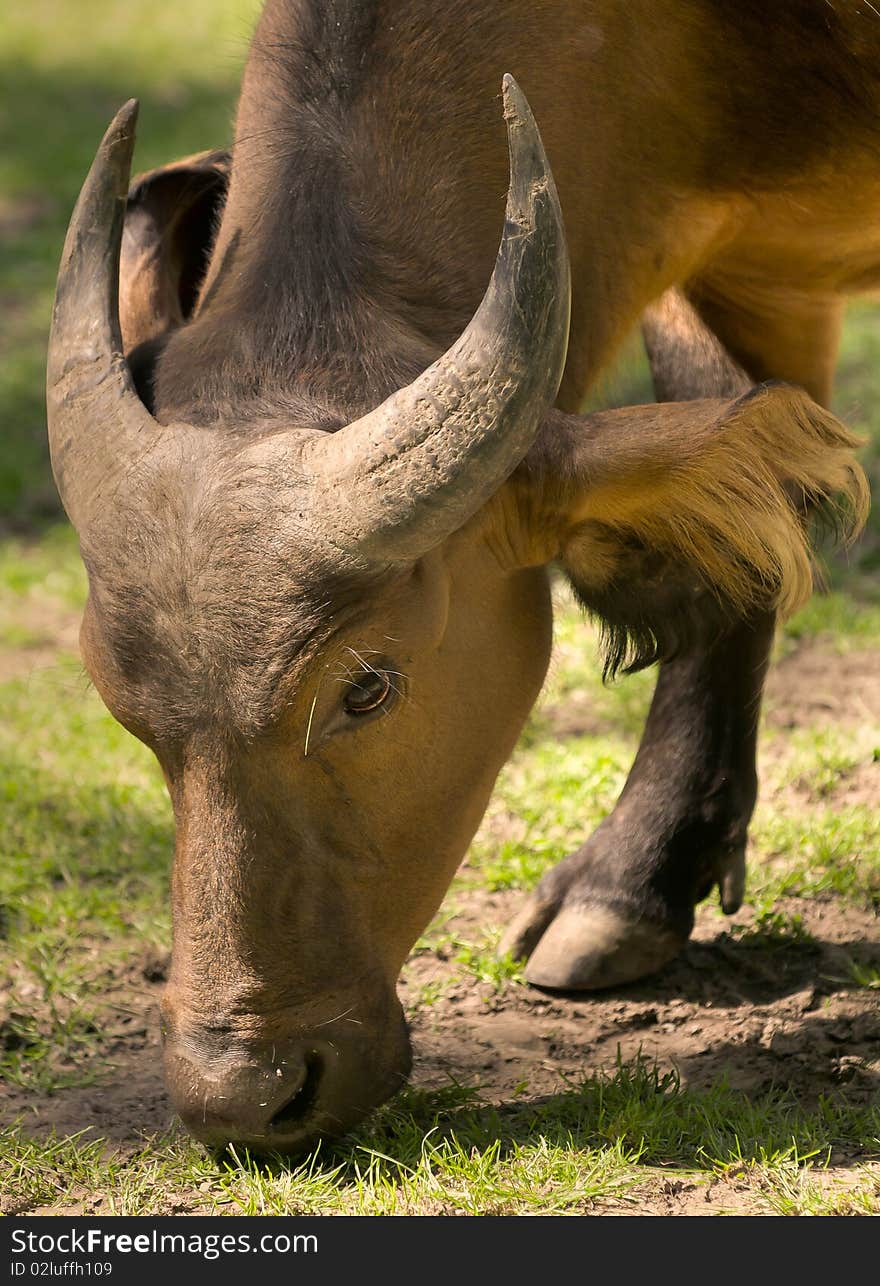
left=1, top=0, right=879, bottom=1218
left=0, top=0, right=259, bottom=521
left=750, top=806, right=880, bottom=906
left=465, top=733, right=630, bottom=892
left=0, top=657, right=173, bottom=1090
left=3, top=1062, right=878, bottom=1216
left=761, top=1163, right=880, bottom=1217
left=0, top=524, right=85, bottom=602
left=773, top=727, right=866, bottom=800
left=777, top=591, right=880, bottom=652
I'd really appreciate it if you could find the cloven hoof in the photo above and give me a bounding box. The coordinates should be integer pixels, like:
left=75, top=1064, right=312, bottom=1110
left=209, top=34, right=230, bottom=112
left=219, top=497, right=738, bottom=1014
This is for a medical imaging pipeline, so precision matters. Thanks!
left=499, top=901, right=686, bottom=991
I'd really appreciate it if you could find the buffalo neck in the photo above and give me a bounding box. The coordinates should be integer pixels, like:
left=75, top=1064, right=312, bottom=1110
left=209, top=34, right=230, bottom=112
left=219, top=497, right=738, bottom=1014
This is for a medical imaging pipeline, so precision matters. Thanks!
left=153, top=0, right=510, bottom=425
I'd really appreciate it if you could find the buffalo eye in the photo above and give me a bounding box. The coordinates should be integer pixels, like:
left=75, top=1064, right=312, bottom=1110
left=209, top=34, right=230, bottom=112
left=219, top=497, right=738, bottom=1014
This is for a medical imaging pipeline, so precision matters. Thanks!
left=343, top=667, right=394, bottom=716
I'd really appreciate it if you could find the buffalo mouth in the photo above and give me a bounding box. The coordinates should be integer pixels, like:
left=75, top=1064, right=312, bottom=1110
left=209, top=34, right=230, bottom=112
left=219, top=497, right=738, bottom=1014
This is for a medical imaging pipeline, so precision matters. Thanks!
left=163, top=1006, right=413, bottom=1156
left=265, top=1050, right=324, bottom=1133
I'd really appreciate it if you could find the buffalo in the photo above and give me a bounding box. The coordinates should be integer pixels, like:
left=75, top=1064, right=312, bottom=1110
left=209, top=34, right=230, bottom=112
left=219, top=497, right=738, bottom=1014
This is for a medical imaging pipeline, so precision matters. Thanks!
left=47, top=0, right=869, bottom=1152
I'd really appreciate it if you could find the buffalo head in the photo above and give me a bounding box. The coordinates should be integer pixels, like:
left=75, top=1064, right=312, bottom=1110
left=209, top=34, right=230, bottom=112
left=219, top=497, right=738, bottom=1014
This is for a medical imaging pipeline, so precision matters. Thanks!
left=47, top=81, right=570, bottom=1150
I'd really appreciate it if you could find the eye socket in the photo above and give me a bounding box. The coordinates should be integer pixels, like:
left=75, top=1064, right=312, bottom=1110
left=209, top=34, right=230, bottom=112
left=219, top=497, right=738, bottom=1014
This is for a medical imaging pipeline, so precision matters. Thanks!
left=342, top=666, right=395, bottom=717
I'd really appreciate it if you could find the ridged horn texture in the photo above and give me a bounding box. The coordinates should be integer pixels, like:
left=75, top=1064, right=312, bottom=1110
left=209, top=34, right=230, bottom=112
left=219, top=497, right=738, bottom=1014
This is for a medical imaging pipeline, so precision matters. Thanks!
left=304, top=75, right=571, bottom=564
left=46, top=99, right=160, bottom=532
left=48, top=79, right=569, bottom=562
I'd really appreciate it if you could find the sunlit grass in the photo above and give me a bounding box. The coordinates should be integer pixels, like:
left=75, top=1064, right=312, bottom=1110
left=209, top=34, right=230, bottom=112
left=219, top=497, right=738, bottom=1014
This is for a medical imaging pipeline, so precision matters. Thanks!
left=750, top=806, right=880, bottom=906
left=0, top=1, right=257, bottom=519
left=1, top=0, right=878, bottom=1219
left=0, top=659, right=172, bottom=1090
left=778, top=591, right=880, bottom=651
left=3, top=1062, right=878, bottom=1215
left=0, top=524, right=85, bottom=601
left=761, top=1162, right=880, bottom=1216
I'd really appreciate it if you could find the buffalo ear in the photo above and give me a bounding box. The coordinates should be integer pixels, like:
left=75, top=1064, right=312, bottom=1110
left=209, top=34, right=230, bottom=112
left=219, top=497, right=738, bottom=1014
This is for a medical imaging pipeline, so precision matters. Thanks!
left=120, top=150, right=229, bottom=403
left=510, top=386, right=867, bottom=676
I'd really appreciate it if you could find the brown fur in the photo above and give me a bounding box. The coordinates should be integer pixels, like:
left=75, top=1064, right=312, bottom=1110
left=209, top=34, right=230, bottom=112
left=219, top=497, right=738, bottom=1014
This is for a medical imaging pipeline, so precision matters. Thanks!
left=552, top=389, right=866, bottom=672
left=494, top=384, right=867, bottom=676
left=69, top=0, right=875, bottom=1151
left=144, top=1, right=880, bottom=419
left=561, top=387, right=867, bottom=617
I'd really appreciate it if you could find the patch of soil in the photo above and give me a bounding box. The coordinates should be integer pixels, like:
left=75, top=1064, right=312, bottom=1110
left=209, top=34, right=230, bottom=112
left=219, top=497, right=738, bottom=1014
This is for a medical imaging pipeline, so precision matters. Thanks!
left=763, top=643, right=880, bottom=730
left=824, top=758, right=880, bottom=808
left=537, top=696, right=619, bottom=740
left=540, top=641, right=880, bottom=742
left=402, top=893, right=879, bottom=1112
left=2, top=894, right=878, bottom=1217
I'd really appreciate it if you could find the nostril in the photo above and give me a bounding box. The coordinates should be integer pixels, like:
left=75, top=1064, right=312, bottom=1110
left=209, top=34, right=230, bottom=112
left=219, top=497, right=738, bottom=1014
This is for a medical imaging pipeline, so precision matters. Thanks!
left=269, top=1052, right=323, bottom=1131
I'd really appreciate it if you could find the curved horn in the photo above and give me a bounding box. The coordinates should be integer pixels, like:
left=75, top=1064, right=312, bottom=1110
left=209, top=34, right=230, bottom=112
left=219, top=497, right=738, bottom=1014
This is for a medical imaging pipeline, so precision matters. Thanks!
left=47, top=100, right=160, bottom=531
left=306, top=75, right=571, bottom=563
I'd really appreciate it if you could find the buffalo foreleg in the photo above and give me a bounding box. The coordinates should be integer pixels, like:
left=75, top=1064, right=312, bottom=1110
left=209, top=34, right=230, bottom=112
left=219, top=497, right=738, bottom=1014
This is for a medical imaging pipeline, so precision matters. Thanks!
left=501, top=290, right=787, bottom=988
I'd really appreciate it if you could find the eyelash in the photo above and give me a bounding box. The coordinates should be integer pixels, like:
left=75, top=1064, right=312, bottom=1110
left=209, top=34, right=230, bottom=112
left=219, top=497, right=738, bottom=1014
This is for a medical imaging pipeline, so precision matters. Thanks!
left=337, top=650, right=407, bottom=718
left=303, top=650, right=408, bottom=756
left=343, top=667, right=393, bottom=715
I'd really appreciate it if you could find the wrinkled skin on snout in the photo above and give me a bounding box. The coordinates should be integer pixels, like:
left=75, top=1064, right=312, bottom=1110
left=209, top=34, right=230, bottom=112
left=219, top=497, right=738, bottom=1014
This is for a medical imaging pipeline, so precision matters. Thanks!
left=48, top=85, right=867, bottom=1153
left=78, top=447, right=552, bottom=1149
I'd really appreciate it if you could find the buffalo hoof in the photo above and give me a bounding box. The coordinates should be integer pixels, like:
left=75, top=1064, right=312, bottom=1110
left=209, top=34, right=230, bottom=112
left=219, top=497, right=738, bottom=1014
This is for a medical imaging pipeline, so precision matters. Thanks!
left=499, top=901, right=684, bottom=990
left=498, top=844, right=746, bottom=991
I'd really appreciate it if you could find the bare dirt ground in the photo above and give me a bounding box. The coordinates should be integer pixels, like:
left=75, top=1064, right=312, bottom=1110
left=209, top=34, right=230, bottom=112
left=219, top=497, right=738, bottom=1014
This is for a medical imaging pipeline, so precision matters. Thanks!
left=4, top=889, right=877, bottom=1216
left=2, top=639, right=878, bottom=1216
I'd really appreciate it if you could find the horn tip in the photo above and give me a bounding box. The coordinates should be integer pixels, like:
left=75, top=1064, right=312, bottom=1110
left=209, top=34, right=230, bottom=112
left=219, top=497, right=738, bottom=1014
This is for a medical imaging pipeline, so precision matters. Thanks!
left=501, top=74, right=531, bottom=125
left=500, top=74, right=552, bottom=224
left=113, top=97, right=140, bottom=135
left=102, top=99, right=140, bottom=156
